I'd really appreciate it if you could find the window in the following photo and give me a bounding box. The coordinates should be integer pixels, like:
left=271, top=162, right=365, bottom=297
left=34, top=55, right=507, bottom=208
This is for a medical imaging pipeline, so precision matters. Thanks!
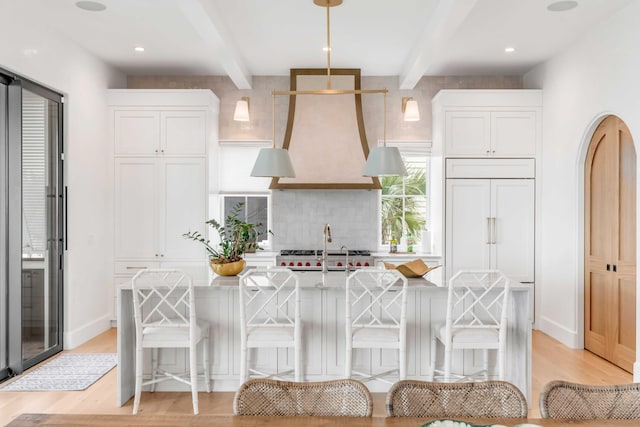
left=380, top=141, right=431, bottom=247
left=216, top=141, right=272, bottom=248
left=222, top=195, right=269, bottom=245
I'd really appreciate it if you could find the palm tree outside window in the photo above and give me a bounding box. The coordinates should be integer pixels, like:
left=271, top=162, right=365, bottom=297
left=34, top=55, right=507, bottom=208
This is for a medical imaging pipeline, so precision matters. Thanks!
left=380, top=142, right=430, bottom=247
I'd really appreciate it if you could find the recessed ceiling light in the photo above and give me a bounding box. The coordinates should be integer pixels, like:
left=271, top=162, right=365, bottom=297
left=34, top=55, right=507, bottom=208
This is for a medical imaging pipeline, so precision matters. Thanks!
left=75, top=1, right=107, bottom=12
left=547, top=1, right=578, bottom=12
left=22, top=48, right=38, bottom=57
left=134, top=46, right=145, bottom=52
left=504, top=47, right=516, bottom=53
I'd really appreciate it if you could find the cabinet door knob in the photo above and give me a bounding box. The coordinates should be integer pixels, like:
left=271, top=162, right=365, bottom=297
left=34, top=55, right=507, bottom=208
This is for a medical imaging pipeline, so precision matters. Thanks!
left=606, top=264, right=611, bottom=271
left=155, top=253, right=159, bottom=257
left=160, top=149, right=164, bottom=153
left=160, top=253, right=164, bottom=257
left=155, top=149, right=158, bottom=153
left=486, top=150, right=490, bottom=155
left=613, top=264, right=617, bottom=272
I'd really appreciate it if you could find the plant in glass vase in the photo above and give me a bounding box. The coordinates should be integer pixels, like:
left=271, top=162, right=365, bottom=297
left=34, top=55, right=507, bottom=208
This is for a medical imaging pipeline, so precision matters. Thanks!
left=183, top=202, right=268, bottom=276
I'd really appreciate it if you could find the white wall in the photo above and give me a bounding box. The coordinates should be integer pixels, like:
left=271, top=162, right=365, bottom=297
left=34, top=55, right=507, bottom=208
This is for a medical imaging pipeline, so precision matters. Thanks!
left=0, top=6, right=126, bottom=348
left=524, top=1, right=640, bottom=378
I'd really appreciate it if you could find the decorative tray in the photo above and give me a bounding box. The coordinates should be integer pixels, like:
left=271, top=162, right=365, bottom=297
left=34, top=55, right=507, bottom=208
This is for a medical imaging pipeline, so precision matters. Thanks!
left=383, top=258, right=441, bottom=278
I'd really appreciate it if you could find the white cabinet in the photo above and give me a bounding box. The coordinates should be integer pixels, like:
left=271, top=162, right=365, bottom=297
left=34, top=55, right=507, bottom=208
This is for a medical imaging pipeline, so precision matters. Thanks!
left=432, top=90, right=540, bottom=288
left=434, top=90, right=541, bottom=159
left=445, top=179, right=534, bottom=283
left=109, top=89, right=219, bottom=321
left=114, top=110, right=207, bottom=156
left=114, top=157, right=206, bottom=261
left=445, top=110, right=537, bottom=157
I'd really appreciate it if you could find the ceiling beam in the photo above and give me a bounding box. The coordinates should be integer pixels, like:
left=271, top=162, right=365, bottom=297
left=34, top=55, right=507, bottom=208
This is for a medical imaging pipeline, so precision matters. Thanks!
left=399, top=0, right=478, bottom=89
left=177, top=0, right=252, bottom=89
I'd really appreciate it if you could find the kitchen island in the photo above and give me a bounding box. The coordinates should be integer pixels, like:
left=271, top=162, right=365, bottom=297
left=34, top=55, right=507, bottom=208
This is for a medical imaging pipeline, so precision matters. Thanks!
left=117, top=268, right=532, bottom=406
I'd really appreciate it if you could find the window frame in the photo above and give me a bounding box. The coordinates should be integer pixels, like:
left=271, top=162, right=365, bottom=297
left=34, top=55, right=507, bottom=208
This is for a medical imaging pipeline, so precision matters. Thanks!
left=215, top=140, right=273, bottom=250
left=218, top=194, right=272, bottom=249
left=377, top=140, right=432, bottom=252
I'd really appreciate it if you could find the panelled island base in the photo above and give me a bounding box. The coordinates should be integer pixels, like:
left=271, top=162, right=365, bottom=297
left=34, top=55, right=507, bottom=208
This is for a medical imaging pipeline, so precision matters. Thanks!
left=117, top=268, right=532, bottom=406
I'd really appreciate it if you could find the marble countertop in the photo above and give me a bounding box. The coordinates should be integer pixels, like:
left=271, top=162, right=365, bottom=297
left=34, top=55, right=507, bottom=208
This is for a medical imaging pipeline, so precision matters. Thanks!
left=119, top=266, right=438, bottom=290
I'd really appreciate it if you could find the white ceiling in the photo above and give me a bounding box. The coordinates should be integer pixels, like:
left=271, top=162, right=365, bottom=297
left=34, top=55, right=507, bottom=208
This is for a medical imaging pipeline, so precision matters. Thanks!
left=5, top=0, right=632, bottom=89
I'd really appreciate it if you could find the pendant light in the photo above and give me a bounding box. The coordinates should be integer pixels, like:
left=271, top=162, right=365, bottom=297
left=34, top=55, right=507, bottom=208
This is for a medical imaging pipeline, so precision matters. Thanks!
left=250, top=94, right=295, bottom=177
left=252, top=0, right=406, bottom=178
left=363, top=92, right=408, bottom=176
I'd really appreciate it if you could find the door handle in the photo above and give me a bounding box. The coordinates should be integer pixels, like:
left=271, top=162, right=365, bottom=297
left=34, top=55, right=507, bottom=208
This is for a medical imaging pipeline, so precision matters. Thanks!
left=491, top=217, right=497, bottom=244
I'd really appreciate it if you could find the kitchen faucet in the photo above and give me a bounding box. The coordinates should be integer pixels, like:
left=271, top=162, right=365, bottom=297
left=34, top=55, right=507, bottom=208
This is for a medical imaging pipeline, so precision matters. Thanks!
left=322, top=223, right=332, bottom=274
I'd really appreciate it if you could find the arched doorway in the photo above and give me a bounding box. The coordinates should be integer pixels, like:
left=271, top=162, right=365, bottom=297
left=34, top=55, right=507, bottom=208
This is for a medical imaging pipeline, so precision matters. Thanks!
left=584, top=115, right=636, bottom=372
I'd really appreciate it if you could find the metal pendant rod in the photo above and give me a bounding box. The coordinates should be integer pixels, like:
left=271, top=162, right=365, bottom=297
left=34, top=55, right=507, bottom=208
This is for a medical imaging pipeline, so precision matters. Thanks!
left=326, top=1, right=331, bottom=90
left=383, top=91, right=387, bottom=147
left=271, top=93, right=276, bottom=149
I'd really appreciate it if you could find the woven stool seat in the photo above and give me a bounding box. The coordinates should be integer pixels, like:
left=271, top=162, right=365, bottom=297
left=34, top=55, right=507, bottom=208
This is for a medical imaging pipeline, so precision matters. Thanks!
left=234, top=378, right=373, bottom=417
left=386, top=380, right=527, bottom=418
left=540, top=380, right=640, bottom=419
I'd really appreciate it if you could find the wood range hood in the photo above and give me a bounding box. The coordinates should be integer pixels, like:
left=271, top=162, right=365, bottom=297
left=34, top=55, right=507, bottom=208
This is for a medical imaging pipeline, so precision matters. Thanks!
left=269, top=68, right=381, bottom=190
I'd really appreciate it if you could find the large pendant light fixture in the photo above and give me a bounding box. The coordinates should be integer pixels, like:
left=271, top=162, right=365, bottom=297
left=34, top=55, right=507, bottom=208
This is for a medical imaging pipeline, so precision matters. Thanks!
left=250, top=94, right=295, bottom=177
left=363, top=91, right=408, bottom=177
left=251, top=0, right=406, bottom=178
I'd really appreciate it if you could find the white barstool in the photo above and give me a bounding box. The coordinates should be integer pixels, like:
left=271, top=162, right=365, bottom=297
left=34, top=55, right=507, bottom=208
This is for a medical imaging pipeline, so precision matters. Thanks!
left=345, top=268, right=408, bottom=384
left=238, top=268, right=301, bottom=383
left=430, top=269, right=510, bottom=382
left=131, top=269, right=210, bottom=415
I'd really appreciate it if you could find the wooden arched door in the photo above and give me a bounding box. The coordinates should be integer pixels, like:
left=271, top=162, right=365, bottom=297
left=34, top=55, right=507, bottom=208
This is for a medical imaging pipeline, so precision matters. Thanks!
left=585, top=115, right=636, bottom=372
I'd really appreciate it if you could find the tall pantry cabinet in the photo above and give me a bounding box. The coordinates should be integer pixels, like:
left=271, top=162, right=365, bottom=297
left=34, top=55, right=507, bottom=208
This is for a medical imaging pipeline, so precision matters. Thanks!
left=108, top=90, right=219, bottom=320
left=431, top=90, right=541, bottom=284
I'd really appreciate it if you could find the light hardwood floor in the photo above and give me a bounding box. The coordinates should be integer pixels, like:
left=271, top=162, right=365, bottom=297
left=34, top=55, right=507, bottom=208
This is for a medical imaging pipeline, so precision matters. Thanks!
left=0, top=329, right=633, bottom=425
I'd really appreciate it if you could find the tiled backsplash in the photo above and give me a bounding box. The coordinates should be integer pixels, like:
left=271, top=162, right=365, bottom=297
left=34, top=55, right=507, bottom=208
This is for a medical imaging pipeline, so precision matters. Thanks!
left=271, top=190, right=378, bottom=250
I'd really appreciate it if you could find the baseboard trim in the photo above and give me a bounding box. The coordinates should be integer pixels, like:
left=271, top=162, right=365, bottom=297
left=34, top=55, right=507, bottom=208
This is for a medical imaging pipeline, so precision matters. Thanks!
left=538, top=315, right=581, bottom=349
left=64, top=313, right=111, bottom=349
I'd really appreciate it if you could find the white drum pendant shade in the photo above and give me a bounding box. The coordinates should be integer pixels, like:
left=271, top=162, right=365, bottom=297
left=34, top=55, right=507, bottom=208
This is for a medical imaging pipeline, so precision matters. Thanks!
left=250, top=148, right=296, bottom=178
left=362, top=146, right=408, bottom=176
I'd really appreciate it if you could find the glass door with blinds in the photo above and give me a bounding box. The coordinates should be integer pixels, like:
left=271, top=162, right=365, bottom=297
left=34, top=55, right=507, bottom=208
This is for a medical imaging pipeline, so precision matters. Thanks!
left=20, top=87, right=63, bottom=368
left=1, top=70, right=64, bottom=379
left=0, top=75, right=9, bottom=381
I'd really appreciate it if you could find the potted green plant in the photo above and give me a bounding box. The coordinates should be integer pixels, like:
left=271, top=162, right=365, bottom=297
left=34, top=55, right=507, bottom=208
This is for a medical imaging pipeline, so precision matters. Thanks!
left=183, top=202, right=268, bottom=276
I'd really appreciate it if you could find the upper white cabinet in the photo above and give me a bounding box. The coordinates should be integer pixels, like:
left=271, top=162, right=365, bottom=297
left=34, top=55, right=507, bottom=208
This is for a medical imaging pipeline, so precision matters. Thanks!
left=434, top=90, right=541, bottom=158
left=114, top=110, right=206, bottom=156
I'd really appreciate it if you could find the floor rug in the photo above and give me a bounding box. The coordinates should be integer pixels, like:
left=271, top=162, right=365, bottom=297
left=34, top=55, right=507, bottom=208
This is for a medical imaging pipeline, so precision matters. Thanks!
left=0, top=353, right=117, bottom=391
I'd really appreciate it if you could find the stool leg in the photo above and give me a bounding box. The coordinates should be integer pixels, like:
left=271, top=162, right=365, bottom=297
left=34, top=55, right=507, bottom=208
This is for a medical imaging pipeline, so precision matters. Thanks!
left=429, top=330, right=437, bottom=381
left=240, top=339, right=248, bottom=384
left=150, top=348, right=158, bottom=393
left=444, top=344, right=452, bottom=382
left=345, top=339, right=353, bottom=378
left=189, top=346, right=199, bottom=415
left=399, top=340, right=407, bottom=380
left=133, top=345, right=143, bottom=414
